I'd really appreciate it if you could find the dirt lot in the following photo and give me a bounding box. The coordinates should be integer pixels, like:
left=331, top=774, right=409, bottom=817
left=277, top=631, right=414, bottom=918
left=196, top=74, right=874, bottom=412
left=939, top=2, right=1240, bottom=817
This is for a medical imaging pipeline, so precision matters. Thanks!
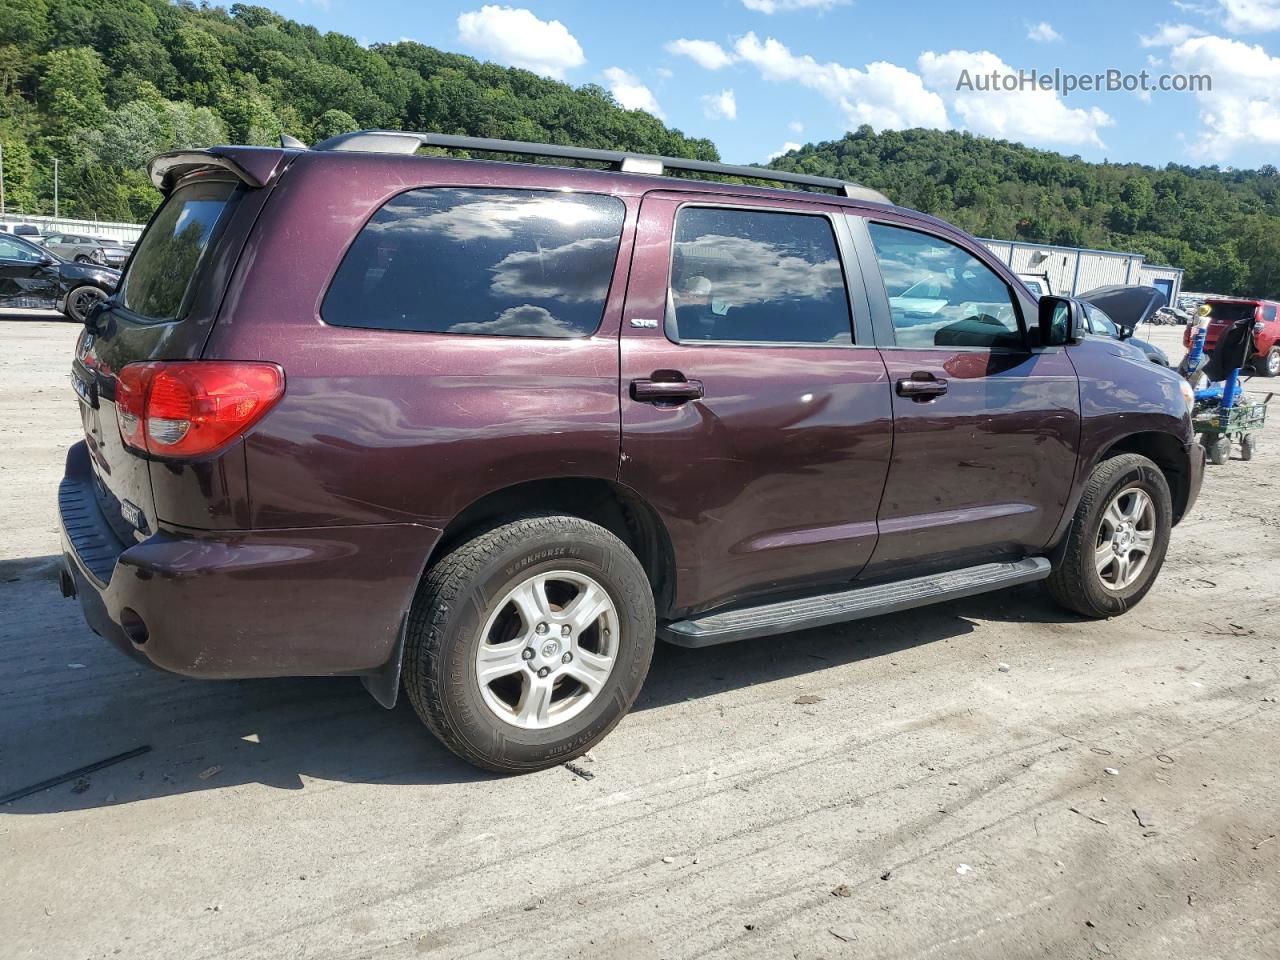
left=1, top=318, right=1277, bottom=960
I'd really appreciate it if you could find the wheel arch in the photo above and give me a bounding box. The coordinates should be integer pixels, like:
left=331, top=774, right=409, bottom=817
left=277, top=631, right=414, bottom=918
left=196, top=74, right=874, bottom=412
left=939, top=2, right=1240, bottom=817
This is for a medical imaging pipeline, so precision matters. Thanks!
left=1099, top=431, right=1193, bottom=524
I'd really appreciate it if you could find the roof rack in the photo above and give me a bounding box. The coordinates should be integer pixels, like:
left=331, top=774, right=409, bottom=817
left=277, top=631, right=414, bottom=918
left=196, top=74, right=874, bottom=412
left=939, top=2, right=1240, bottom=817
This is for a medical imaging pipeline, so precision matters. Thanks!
left=308, top=129, right=891, bottom=204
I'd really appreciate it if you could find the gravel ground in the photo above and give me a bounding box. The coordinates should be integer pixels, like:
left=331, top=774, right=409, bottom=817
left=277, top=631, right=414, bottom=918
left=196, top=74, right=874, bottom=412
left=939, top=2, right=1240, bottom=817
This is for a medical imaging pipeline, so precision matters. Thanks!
left=1, top=319, right=1277, bottom=960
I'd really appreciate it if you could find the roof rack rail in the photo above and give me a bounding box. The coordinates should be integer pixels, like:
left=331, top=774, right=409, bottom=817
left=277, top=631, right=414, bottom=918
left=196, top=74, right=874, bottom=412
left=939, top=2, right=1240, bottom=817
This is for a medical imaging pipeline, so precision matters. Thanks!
left=308, top=129, right=891, bottom=204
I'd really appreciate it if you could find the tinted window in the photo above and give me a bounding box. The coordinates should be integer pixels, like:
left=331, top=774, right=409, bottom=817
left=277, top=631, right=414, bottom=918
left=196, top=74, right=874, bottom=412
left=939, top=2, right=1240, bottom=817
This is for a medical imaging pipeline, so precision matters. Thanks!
left=1264, top=304, right=1277, bottom=323
left=120, top=179, right=238, bottom=321
left=667, top=207, right=851, bottom=344
left=868, top=222, right=1022, bottom=349
left=323, top=189, right=624, bottom=338
left=0, top=236, right=43, bottom=262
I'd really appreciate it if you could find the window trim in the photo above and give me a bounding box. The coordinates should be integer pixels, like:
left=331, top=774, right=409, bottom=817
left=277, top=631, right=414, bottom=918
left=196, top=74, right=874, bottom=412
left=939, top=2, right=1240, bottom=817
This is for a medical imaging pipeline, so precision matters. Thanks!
left=662, top=200, right=867, bottom=350
left=318, top=185, right=626, bottom=340
left=853, top=215, right=1033, bottom=354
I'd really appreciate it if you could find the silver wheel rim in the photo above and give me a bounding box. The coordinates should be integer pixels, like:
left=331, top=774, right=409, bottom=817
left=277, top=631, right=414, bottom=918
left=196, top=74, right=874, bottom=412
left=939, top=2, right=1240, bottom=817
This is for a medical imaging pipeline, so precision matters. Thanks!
left=68, top=286, right=106, bottom=322
left=1269, top=351, right=1279, bottom=376
left=473, top=569, right=619, bottom=730
left=1095, top=486, right=1157, bottom=591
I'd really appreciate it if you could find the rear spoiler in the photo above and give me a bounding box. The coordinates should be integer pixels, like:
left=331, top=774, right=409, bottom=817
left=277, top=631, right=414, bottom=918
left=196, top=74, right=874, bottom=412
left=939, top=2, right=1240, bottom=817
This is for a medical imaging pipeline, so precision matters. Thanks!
left=147, top=147, right=290, bottom=193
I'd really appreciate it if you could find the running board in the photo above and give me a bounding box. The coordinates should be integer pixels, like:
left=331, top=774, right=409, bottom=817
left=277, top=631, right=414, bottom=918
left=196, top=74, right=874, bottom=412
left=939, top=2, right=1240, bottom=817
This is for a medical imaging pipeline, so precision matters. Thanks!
left=661, top=558, right=1052, bottom=647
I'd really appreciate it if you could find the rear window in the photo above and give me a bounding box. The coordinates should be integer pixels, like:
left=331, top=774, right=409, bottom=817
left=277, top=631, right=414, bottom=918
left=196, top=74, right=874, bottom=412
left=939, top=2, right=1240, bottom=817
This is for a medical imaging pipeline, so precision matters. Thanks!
left=1207, top=302, right=1256, bottom=325
left=120, top=179, right=239, bottom=321
left=323, top=188, right=625, bottom=338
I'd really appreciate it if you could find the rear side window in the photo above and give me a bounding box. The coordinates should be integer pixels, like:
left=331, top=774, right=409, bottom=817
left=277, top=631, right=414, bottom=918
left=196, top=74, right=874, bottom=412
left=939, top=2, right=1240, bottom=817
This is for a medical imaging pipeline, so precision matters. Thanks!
left=1263, top=304, right=1277, bottom=323
left=323, top=189, right=625, bottom=338
left=868, top=222, right=1022, bottom=350
left=667, top=207, right=851, bottom=344
left=121, top=179, right=239, bottom=321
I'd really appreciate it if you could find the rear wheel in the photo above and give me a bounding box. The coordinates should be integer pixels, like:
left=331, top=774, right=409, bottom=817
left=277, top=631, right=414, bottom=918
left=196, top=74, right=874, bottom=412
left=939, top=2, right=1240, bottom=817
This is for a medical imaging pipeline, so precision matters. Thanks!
left=403, top=515, right=655, bottom=773
left=1046, top=454, right=1172, bottom=618
left=1241, top=435, right=1257, bottom=461
left=63, top=284, right=106, bottom=323
left=73, top=254, right=91, bottom=263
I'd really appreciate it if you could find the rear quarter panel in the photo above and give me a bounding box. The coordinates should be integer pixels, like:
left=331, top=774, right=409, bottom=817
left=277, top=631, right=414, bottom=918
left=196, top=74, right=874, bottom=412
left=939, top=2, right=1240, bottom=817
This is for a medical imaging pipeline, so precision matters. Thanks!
left=203, top=154, right=634, bottom=530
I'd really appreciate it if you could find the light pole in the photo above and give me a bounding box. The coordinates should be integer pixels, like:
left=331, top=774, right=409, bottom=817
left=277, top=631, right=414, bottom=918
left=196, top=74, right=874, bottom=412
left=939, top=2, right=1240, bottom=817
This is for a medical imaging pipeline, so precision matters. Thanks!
left=0, top=143, right=5, bottom=217
left=53, top=158, right=59, bottom=218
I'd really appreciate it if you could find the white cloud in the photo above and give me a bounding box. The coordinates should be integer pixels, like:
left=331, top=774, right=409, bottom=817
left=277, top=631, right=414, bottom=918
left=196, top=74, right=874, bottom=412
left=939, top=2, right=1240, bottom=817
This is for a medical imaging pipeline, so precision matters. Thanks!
left=1139, top=22, right=1208, bottom=46
left=788, top=120, right=805, bottom=132
left=1165, top=33, right=1280, bottom=158
left=767, top=141, right=803, bottom=160
left=918, top=49, right=1114, bottom=147
left=456, top=6, right=585, bottom=79
left=734, top=32, right=949, bottom=130
left=656, top=66, right=674, bottom=79
left=1026, top=21, right=1062, bottom=43
left=603, top=67, right=664, bottom=118
left=1217, top=0, right=1280, bottom=32
left=702, top=89, right=737, bottom=119
left=742, top=0, right=849, bottom=12
left=666, top=38, right=734, bottom=70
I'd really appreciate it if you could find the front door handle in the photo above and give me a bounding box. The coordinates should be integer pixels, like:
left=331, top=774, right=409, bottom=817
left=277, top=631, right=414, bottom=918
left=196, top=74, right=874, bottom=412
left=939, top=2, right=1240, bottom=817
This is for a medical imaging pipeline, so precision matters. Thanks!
left=631, top=374, right=704, bottom=404
left=895, top=373, right=948, bottom=401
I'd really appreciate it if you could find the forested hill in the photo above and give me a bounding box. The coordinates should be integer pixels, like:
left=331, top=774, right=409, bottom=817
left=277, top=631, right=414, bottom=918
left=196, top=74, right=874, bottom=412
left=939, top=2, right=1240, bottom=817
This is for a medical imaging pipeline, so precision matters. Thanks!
left=2, top=2, right=1278, bottom=297
left=770, top=127, right=1280, bottom=298
left=0, top=0, right=717, bottom=222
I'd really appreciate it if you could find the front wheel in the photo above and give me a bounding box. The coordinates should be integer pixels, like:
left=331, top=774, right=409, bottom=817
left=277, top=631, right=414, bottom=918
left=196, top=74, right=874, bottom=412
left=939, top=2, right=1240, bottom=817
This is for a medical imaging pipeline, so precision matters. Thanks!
left=1045, top=453, right=1173, bottom=618
left=1241, top=435, right=1257, bottom=461
left=1255, top=347, right=1280, bottom=378
left=403, top=515, right=656, bottom=773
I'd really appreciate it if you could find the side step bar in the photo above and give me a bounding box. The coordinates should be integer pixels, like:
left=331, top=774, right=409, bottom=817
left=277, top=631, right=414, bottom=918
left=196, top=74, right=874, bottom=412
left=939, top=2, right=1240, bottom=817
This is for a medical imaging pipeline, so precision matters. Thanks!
left=661, top=558, right=1052, bottom=648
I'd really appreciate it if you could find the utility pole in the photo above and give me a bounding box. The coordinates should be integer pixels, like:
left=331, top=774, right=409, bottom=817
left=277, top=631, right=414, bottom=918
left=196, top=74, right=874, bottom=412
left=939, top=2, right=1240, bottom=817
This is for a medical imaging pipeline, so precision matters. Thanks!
left=53, top=158, right=59, bottom=218
left=0, top=143, right=5, bottom=216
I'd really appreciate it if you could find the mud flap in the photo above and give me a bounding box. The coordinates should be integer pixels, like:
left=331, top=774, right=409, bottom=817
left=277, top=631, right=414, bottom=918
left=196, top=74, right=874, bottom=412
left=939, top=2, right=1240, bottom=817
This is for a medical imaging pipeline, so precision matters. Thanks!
left=359, top=614, right=406, bottom=709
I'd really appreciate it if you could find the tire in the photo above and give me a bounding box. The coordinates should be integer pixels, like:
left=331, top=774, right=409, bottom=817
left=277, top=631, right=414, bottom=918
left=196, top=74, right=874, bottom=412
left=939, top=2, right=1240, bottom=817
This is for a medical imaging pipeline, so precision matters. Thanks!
left=403, top=515, right=656, bottom=773
left=73, top=254, right=91, bottom=263
left=1241, top=435, right=1256, bottom=461
left=1255, top=347, right=1280, bottom=378
left=1207, top=435, right=1230, bottom=466
left=63, top=284, right=107, bottom=323
left=1045, top=453, right=1173, bottom=618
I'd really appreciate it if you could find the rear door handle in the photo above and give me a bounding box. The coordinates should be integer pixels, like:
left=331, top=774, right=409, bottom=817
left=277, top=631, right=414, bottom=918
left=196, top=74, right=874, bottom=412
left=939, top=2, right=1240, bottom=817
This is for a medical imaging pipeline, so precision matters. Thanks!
left=630, top=375, right=704, bottom=404
left=895, top=373, right=948, bottom=401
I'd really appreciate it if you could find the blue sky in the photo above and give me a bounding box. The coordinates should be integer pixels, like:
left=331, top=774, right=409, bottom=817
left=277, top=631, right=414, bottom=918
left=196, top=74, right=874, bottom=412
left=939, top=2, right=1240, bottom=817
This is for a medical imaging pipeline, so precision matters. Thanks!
left=271, top=0, right=1280, bottom=169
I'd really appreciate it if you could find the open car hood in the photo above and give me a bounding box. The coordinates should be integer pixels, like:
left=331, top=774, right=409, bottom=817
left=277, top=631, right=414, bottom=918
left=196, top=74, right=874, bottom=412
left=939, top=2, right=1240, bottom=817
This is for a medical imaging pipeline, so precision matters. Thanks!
left=1076, top=285, right=1168, bottom=338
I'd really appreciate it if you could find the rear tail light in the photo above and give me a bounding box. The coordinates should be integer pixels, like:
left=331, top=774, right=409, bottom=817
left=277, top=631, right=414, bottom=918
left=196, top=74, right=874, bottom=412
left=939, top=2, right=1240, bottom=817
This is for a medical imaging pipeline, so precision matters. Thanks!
left=115, top=361, right=284, bottom=458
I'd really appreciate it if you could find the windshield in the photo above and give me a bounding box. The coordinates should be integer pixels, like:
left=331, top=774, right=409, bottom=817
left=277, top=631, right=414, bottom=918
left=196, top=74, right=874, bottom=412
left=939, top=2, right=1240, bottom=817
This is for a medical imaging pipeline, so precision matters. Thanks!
left=119, top=179, right=239, bottom=320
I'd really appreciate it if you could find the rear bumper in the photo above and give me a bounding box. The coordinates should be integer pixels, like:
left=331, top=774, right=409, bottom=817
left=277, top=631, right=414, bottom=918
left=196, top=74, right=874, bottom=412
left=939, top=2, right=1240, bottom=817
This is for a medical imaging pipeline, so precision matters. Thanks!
left=58, top=442, right=439, bottom=679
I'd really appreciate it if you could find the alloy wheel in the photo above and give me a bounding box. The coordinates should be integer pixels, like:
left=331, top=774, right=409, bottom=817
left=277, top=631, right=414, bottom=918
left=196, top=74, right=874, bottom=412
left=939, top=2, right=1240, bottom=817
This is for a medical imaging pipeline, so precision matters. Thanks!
left=473, top=570, right=619, bottom=730
left=66, top=286, right=107, bottom=323
left=1094, top=486, right=1157, bottom=591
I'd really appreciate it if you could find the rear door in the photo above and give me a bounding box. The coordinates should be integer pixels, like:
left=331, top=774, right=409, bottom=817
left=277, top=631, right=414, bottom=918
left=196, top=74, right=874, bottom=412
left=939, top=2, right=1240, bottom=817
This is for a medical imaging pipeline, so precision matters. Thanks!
left=73, top=176, right=254, bottom=540
left=619, top=192, right=893, bottom=615
left=852, top=215, right=1080, bottom=578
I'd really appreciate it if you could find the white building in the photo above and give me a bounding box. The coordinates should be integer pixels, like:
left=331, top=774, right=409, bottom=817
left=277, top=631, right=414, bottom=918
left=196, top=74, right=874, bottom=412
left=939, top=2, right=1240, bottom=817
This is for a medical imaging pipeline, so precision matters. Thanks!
left=979, top=237, right=1183, bottom=306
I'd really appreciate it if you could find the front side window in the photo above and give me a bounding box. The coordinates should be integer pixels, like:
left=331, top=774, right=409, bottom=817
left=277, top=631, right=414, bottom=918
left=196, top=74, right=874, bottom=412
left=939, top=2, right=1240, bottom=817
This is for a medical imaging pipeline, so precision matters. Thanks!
left=0, top=236, right=43, bottom=262
left=121, top=179, right=239, bottom=320
left=323, top=189, right=625, bottom=338
left=868, top=222, right=1022, bottom=349
left=668, top=207, right=851, bottom=344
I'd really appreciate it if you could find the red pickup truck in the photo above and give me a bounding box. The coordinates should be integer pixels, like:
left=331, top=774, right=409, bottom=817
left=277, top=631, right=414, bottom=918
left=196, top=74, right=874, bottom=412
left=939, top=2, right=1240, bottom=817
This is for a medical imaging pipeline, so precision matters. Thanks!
left=1184, top=297, right=1280, bottom=376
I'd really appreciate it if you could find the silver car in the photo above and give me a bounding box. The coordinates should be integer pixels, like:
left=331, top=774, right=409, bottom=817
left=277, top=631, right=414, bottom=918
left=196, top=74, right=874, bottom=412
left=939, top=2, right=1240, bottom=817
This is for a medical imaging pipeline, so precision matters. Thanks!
left=41, top=233, right=130, bottom=268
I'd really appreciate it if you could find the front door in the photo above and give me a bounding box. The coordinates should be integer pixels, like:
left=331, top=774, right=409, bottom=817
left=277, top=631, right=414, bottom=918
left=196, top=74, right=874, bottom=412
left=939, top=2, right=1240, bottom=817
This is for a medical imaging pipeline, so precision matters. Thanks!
left=0, top=236, right=59, bottom=307
left=852, top=216, right=1080, bottom=578
left=619, top=193, right=894, bottom=616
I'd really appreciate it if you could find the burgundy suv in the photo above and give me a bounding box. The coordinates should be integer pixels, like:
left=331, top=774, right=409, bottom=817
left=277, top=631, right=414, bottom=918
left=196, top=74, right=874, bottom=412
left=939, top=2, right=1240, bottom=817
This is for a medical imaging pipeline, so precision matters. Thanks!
left=60, top=131, right=1203, bottom=772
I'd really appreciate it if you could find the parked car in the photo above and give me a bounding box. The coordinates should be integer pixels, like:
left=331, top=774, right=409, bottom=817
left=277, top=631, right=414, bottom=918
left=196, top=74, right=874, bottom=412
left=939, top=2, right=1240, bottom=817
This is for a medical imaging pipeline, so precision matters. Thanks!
left=1072, top=287, right=1171, bottom=365
left=1181, top=297, right=1280, bottom=377
left=1016, top=271, right=1052, bottom=297
left=59, top=133, right=1203, bottom=773
left=41, top=232, right=131, bottom=268
left=0, top=223, right=43, bottom=240
left=0, top=232, right=119, bottom=321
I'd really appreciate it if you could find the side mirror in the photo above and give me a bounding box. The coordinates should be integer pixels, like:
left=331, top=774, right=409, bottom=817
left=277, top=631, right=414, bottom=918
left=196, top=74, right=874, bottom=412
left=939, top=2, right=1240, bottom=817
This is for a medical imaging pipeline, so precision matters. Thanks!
left=1038, top=296, right=1081, bottom=347
left=39, top=256, right=55, bottom=267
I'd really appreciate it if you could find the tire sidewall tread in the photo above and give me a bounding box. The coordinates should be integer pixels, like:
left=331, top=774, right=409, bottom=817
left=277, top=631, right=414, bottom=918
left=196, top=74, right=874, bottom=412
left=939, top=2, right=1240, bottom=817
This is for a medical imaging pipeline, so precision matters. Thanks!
left=1046, top=453, right=1173, bottom=618
left=403, top=514, right=655, bottom=774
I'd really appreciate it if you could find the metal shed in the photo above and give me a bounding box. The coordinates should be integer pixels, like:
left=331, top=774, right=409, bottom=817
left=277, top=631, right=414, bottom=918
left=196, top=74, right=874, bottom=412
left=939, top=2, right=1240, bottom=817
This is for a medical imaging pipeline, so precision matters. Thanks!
left=978, top=237, right=1183, bottom=305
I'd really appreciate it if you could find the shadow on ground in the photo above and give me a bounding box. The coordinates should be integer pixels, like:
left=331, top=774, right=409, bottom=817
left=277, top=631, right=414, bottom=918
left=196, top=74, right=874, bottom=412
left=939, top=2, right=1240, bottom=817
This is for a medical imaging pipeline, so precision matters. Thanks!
left=0, top=557, right=1080, bottom=814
